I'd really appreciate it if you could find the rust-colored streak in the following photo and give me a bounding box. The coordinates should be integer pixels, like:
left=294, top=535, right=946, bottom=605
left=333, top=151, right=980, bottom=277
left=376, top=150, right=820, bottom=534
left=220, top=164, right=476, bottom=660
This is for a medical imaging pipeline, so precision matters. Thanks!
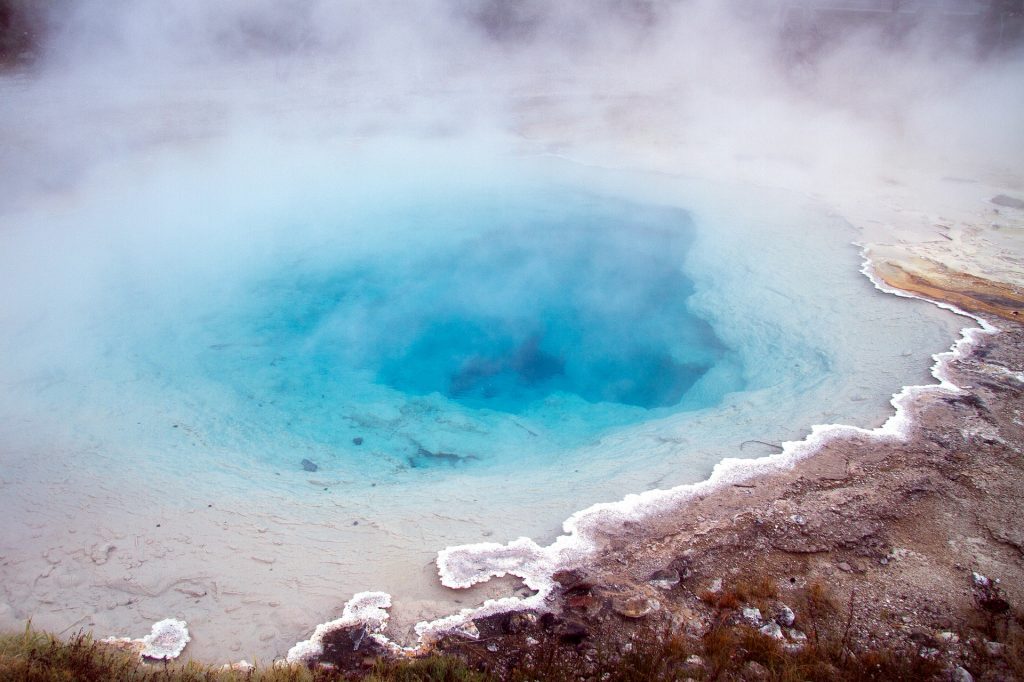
left=873, top=259, right=1024, bottom=322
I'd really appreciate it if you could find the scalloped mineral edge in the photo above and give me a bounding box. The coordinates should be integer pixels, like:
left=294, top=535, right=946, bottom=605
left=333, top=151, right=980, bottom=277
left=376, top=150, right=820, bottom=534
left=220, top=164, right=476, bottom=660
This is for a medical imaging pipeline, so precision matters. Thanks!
left=285, top=591, right=394, bottom=664
left=285, top=247, right=998, bottom=658
left=103, top=618, right=190, bottom=661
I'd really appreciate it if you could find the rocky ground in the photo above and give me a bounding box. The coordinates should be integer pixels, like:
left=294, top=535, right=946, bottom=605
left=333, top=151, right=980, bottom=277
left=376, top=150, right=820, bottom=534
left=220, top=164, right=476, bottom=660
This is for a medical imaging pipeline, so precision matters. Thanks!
left=310, top=283, right=1024, bottom=679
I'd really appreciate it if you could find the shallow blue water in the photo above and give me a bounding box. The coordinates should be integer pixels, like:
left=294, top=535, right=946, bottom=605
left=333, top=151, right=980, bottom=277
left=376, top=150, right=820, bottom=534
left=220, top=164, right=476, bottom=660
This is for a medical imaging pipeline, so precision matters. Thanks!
left=109, top=190, right=740, bottom=471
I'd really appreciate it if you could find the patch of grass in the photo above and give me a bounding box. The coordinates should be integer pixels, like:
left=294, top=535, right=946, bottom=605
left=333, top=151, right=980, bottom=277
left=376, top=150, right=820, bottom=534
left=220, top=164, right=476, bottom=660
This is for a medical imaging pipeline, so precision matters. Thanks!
left=368, top=656, right=494, bottom=682
left=0, top=626, right=484, bottom=682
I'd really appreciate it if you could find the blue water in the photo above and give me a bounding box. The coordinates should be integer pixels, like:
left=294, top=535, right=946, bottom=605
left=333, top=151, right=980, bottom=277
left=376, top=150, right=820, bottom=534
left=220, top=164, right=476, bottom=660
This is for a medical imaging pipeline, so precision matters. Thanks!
left=111, top=190, right=740, bottom=471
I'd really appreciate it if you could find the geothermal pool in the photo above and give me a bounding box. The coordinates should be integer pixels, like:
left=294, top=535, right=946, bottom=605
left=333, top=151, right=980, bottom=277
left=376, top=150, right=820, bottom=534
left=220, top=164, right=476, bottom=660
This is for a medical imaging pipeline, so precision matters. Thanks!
left=0, top=143, right=965, bottom=658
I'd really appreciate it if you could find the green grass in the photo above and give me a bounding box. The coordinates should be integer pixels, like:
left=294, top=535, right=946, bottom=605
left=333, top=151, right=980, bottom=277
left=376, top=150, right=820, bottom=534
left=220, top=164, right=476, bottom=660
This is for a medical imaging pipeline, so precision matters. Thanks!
left=2, top=576, right=1022, bottom=682
left=0, top=624, right=484, bottom=682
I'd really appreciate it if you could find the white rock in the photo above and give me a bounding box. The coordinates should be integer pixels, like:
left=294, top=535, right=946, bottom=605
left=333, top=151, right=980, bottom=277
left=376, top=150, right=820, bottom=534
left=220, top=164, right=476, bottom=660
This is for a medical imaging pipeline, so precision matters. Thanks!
left=972, top=572, right=990, bottom=588
left=742, top=607, right=762, bottom=625
left=775, top=605, right=795, bottom=627
left=139, top=619, right=190, bottom=660
left=684, top=654, right=704, bottom=668
left=952, top=666, right=974, bottom=682
left=759, top=622, right=784, bottom=639
left=708, top=578, right=722, bottom=593
left=985, top=641, right=1005, bottom=656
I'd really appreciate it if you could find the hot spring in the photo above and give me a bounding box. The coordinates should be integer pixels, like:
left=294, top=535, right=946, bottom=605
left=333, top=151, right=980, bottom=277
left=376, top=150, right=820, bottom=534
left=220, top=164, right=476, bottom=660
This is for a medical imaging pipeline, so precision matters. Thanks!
left=0, top=143, right=965, bottom=657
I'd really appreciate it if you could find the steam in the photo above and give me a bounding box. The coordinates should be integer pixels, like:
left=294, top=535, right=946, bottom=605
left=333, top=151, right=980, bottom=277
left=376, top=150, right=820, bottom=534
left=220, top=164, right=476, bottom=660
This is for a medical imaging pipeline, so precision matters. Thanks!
left=2, top=0, right=1020, bottom=194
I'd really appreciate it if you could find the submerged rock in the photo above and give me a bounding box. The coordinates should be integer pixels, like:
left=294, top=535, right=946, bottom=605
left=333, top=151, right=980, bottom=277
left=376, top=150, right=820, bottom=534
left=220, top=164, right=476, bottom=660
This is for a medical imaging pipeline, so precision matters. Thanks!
left=301, top=458, right=318, bottom=472
left=992, top=194, right=1024, bottom=210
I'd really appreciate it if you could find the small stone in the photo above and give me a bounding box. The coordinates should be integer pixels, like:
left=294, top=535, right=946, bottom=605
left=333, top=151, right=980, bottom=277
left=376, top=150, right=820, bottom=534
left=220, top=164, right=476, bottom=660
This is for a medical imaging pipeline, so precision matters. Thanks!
left=91, top=543, right=116, bottom=565
left=985, top=641, right=1005, bottom=657
left=503, top=611, right=538, bottom=634
left=837, top=561, right=853, bottom=572
left=648, top=569, right=681, bottom=590
left=301, top=459, right=318, bottom=472
left=741, top=660, right=770, bottom=681
left=486, top=643, right=498, bottom=653
left=910, top=628, right=938, bottom=648
left=790, top=514, right=806, bottom=526
left=952, top=666, right=974, bottom=682
left=452, top=621, right=480, bottom=639
left=353, top=437, right=363, bottom=445
left=525, top=637, right=539, bottom=646
left=972, top=572, right=990, bottom=588
left=775, top=605, right=795, bottom=627
left=552, top=569, right=588, bottom=589
left=708, top=578, right=723, bottom=593
left=938, top=631, right=959, bottom=643
left=683, top=654, right=704, bottom=669
left=612, top=596, right=660, bottom=619
left=759, top=622, right=784, bottom=639
left=557, top=621, right=589, bottom=645
left=742, top=607, right=762, bottom=625
left=788, top=629, right=807, bottom=644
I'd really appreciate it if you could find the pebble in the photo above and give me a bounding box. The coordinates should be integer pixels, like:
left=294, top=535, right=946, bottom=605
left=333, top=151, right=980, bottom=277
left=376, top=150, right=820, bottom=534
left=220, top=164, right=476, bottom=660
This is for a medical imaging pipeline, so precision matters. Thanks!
left=708, top=578, right=723, bottom=593
left=486, top=643, right=498, bottom=653
left=301, top=459, right=318, bottom=472
left=759, top=622, right=784, bottom=639
left=837, top=561, right=853, bottom=572
left=775, top=604, right=795, bottom=627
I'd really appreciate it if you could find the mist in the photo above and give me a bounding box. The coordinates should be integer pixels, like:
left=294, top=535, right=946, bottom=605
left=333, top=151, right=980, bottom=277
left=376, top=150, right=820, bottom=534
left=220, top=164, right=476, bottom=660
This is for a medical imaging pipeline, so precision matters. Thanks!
left=2, top=0, right=1022, bottom=211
